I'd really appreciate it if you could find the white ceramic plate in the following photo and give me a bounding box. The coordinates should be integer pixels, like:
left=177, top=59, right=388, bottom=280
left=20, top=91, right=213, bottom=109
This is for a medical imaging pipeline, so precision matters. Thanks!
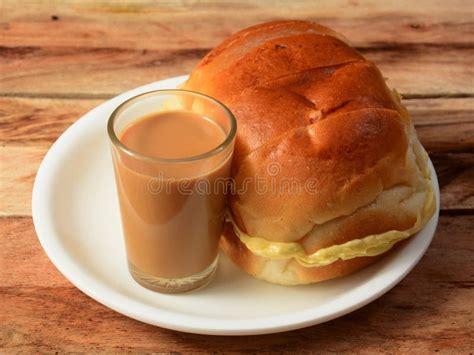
left=32, top=75, right=440, bottom=336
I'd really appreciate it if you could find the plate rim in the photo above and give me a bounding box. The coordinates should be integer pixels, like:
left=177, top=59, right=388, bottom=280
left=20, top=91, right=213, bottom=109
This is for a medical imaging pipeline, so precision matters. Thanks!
left=32, top=75, right=440, bottom=335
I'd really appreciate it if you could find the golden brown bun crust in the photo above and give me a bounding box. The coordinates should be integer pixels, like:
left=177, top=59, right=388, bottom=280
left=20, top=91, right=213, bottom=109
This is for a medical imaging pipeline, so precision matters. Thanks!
left=231, top=108, right=411, bottom=242
left=185, top=20, right=433, bottom=285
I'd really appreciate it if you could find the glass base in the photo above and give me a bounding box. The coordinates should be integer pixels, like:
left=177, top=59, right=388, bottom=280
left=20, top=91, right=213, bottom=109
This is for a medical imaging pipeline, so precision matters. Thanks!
left=128, top=257, right=218, bottom=294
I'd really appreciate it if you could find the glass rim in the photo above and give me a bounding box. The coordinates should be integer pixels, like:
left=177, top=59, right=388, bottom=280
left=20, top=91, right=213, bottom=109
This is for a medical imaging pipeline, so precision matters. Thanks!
left=107, top=89, right=237, bottom=164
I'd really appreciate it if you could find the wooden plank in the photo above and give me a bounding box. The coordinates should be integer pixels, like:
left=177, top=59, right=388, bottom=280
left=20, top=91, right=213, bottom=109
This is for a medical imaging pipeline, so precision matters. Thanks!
left=1, top=96, right=473, bottom=146
left=0, top=146, right=46, bottom=217
left=0, top=45, right=204, bottom=97
left=0, top=43, right=472, bottom=97
left=0, top=0, right=472, bottom=50
left=1, top=215, right=472, bottom=352
left=0, top=97, right=102, bottom=145
left=409, top=98, right=474, bottom=155
left=405, top=97, right=474, bottom=125
left=432, top=153, right=474, bottom=213
left=360, top=46, right=473, bottom=96
left=417, top=122, right=474, bottom=154
left=0, top=217, right=69, bottom=288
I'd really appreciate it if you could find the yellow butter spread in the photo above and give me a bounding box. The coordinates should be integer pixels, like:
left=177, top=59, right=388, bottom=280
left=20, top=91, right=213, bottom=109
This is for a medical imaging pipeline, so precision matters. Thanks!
left=228, top=167, right=435, bottom=268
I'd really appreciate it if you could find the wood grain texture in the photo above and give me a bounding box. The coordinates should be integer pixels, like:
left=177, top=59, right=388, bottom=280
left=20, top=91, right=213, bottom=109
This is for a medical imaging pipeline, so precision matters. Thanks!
left=0, top=217, right=69, bottom=288
left=0, top=146, right=46, bottom=217
left=0, top=97, right=102, bottom=145
left=1, top=0, right=472, bottom=49
left=1, top=0, right=473, bottom=352
left=1, top=42, right=472, bottom=97
left=1, top=215, right=473, bottom=352
left=432, top=153, right=474, bottom=213
left=0, top=1, right=473, bottom=97
left=409, top=98, right=474, bottom=153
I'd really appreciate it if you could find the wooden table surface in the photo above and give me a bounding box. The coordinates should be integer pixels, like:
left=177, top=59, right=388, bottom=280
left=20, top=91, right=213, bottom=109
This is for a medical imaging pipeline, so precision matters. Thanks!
left=1, top=0, right=473, bottom=353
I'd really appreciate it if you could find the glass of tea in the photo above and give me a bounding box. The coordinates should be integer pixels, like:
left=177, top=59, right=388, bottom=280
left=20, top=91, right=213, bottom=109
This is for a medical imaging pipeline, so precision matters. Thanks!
left=107, top=90, right=236, bottom=293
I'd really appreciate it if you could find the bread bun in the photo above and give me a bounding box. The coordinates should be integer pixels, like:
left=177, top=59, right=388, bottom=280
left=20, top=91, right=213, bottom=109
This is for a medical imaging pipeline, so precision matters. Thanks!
left=184, top=20, right=435, bottom=285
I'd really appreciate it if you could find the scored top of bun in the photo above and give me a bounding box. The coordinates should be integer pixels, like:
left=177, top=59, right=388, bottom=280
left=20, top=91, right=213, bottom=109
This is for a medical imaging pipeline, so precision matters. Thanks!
left=184, top=20, right=435, bottom=284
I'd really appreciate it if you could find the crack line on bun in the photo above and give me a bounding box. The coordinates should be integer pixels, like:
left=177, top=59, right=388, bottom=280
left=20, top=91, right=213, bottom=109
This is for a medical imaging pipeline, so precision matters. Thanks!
left=258, top=60, right=364, bottom=90
left=233, top=107, right=407, bottom=179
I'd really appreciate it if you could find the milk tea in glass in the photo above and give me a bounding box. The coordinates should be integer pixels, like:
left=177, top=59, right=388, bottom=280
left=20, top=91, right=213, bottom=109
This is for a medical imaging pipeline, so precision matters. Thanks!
left=107, top=90, right=236, bottom=293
